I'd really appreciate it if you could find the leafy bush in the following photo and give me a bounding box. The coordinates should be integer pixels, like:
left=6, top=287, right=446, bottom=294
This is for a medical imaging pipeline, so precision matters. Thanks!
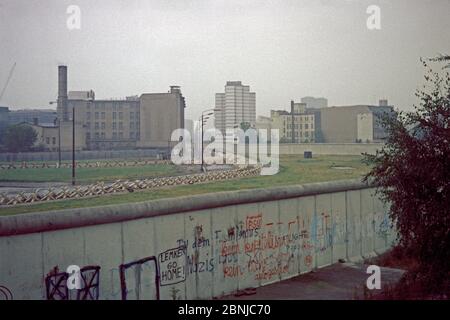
left=364, top=57, right=450, bottom=297
left=4, top=124, right=38, bottom=152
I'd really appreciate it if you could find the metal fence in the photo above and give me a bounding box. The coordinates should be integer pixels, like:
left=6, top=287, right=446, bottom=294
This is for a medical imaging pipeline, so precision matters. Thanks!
left=0, top=149, right=167, bottom=162
left=0, top=165, right=261, bottom=206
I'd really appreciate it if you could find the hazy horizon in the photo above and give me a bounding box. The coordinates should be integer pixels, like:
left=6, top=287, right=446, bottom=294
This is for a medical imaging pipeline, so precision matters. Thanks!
left=1, top=0, right=450, bottom=120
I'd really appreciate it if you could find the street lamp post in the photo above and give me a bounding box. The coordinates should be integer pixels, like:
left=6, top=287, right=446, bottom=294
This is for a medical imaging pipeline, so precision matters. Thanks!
left=198, top=108, right=219, bottom=171
left=72, top=108, right=76, bottom=186
left=58, top=117, right=61, bottom=166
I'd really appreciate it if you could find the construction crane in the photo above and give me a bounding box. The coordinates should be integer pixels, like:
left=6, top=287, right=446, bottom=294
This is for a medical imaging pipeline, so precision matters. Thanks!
left=0, top=62, right=16, bottom=101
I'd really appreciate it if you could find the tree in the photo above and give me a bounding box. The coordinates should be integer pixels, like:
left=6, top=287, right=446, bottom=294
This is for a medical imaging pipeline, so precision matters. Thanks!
left=239, top=121, right=251, bottom=132
left=363, top=57, right=450, bottom=296
left=4, top=124, right=37, bottom=152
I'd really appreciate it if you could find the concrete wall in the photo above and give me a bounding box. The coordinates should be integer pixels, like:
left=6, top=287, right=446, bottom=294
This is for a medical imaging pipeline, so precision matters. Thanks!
left=0, top=179, right=395, bottom=300
left=279, top=143, right=383, bottom=155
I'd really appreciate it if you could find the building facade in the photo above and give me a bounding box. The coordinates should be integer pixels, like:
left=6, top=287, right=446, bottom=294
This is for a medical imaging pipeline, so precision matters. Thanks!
left=214, top=81, right=256, bottom=135
left=7, top=109, right=58, bottom=127
left=138, top=86, right=185, bottom=149
left=301, top=96, right=328, bottom=109
left=270, top=102, right=316, bottom=143
left=55, top=66, right=186, bottom=151
left=29, top=123, right=59, bottom=152
left=319, top=101, right=393, bottom=143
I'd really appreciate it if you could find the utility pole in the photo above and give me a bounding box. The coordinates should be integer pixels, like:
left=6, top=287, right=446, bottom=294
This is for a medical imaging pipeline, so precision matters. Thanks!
left=291, top=100, right=295, bottom=143
left=58, top=118, right=61, bottom=167
left=201, top=113, right=204, bottom=169
left=198, top=109, right=217, bottom=171
left=72, top=108, right=75, bottom=186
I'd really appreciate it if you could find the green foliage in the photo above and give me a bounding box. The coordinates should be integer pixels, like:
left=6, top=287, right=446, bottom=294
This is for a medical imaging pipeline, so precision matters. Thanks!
left=239, top=121, right=251, bottom=131
left=363, top=57, right=450, bottom=295
left=4, top=124, right=37, bottom=152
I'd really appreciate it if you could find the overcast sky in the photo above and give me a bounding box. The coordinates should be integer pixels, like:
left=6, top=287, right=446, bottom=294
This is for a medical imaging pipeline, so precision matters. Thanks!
left=1, top=0, right=449, bottom=119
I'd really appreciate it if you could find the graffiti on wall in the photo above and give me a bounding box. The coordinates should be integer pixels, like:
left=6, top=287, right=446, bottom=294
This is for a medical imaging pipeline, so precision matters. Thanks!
left=0, top=285, right=13, bottom=300
left=119, top=256, right=159, bottom=300
left=44, top=265, right=100, bottom=300
left=20, top=202, right=391, bottom=300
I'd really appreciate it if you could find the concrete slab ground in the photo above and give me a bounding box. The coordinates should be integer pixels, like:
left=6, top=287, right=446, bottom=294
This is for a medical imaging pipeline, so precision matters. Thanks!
left=218, top=262, right=405, bottom=300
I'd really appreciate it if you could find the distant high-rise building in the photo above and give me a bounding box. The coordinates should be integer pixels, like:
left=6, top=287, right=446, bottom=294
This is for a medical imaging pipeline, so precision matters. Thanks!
left=301, top=96, right=328, bottom=109
left=214, top=81, right=256, bottom=135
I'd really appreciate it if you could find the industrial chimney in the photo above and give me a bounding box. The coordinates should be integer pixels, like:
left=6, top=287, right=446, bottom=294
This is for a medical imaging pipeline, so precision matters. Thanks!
left=57, top=65, right=68, bottom=121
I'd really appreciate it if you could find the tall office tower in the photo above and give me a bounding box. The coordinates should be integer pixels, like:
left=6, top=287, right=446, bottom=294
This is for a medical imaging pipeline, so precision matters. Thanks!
left=214, top=81, right=256, bottom=135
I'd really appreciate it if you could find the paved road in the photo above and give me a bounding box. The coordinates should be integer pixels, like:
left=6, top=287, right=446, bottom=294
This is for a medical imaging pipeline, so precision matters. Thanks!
left=219, top=262, right=405, bottom=300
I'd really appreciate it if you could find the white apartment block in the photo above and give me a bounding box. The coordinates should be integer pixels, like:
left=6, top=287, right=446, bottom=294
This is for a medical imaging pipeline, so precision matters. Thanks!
left=214, top=81, right=256, bottom=135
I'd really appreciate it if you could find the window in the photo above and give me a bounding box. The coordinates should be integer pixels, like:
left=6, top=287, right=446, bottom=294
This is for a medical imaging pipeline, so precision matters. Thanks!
left=130, top=132, right=135, bottom=139
left=101, top=112, right=105, bottom=119
left=112, top=132, right=117, bottom=139
left=119, top=112, right=123, bottom=120
left=95, top=122, right=99, bottom=129
left=95, top=132, right=100, bottom=139
left=86, top=112, right=91, bottom=119
left=119, top=132, right=123, bottom=139
left=130, top=122, right=135, bottom=129
left=113, top=112, right=117, bottom=119
left=52, top=137, right=56, bottom=145
left=101, top=122, right=105, bottom=130
left=101, top=132, right=105, bottom=139
left=305, top=124, right=309, bottom=130
left=95, top=112, right=99, bottom=119
left=86, top=121, right=91, bottom=128
left=130, top=112, right=134, bottom=119
left=46, top=137, right=50, bottom=144
left=86, top=132, right=90, bottom=140
left=119, top=122, right=123, bottom=130
left=113, top=122, right=117, bottom=130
